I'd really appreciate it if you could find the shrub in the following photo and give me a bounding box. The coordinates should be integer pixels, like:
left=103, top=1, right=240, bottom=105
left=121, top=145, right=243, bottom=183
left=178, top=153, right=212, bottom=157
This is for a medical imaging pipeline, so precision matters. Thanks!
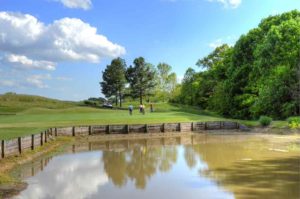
left=259, top=116, right=272, bottom=126
left=83, top=100, right=97, bottom=107
left=287, top=117, right=300, bottom=129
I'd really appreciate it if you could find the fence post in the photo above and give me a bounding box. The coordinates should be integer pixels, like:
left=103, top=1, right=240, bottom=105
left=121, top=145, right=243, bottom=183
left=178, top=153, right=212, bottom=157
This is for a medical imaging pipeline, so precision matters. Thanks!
left=145, top=124, right=148, bottom=133
left=204, top=122, right=207, bottom=130
left=89, top=126, right=92, bottom=135
left=236, top=122, right=239, bottom=129
left=55, top=127, right=58, bottom=136
left=126, top=125, right=130, bottom=134
left=1, top=140, right=4, bottom=158
left=191, top=122, right=194, bottom=131
left=72, top=127, right=75, bottom=136
left=162, top=123, right=165, bottom=133
left=18, top=137, right=22, bottom=154
left=31, top=134, right=35, bottom=150
left=106, top=125, right=110, bottom=134
left=179, top=123, right=181, bottom=132
left=41, top=132, right=44, bottom=146
left=44, top=131, right=48, bottom=143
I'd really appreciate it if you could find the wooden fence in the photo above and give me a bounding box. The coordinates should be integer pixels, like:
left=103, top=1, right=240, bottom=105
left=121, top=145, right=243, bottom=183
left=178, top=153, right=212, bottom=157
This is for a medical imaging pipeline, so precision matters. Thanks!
left=0, top=121, right=240, bottom=159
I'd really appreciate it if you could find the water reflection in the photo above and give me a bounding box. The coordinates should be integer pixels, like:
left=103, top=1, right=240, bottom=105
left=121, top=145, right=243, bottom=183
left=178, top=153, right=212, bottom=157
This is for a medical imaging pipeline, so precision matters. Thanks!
left=103, top=145, right=177, bottom=189
left=186, top=135, right=300, bottom=199
left=14, top=153, right=108, bottom=199
left=199, top=155, right=300, bottom=199
left=184, top=145, right=197, bottom=168
left=12, top=134, right=300, bottom=199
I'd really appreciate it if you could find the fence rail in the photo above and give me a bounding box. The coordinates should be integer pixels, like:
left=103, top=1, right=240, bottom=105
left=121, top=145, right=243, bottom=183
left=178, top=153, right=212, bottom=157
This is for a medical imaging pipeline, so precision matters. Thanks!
left=0, top=121, right=241, bottom=159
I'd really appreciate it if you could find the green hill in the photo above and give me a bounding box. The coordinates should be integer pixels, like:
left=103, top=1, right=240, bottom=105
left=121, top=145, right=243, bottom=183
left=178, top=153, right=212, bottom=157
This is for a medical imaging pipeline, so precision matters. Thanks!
left=0, top=93, right=76, bottom=114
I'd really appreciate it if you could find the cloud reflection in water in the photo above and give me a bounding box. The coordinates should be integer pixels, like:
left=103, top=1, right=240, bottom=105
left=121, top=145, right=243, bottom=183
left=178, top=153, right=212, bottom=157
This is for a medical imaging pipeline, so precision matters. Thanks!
left=15, top=152, right=108, bottom=199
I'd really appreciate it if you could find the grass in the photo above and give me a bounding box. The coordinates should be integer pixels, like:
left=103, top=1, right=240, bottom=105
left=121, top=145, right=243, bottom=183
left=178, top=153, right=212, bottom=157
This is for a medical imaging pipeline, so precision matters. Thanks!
left=0, top=106, right=224, bottom=140
left=0, top=93, right=76, bottom=114
left=0, top=173, right=16, bottom=185
left=0, top=93, right=297, bottom=140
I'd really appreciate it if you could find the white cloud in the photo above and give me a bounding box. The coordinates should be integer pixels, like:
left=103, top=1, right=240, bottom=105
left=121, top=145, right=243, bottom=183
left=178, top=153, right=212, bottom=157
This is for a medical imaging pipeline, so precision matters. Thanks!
left=56, top=76, right=72, bottom=81
left=25, top=74, right=51, bottom=88
left=0, top=65, right=51, bottom=89
left=0, top=80, right=18, bottom=87
left=2, top=54, right=56, bottom=71
left=0, top=11, right=125, bottom=69
left=57, top=0, right=92, bottom=10
left=209, top=39, right=223, bottom=49
left=0, top=12, right=125, bottom=91
left=208, top=36, right=238, bottom=49
left=208, top=0, right=242, bottom=9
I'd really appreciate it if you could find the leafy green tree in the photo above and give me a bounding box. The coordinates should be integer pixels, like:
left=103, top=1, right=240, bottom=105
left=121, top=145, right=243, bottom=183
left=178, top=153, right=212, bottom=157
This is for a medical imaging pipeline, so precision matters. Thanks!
left=169, top=84, right=182, bottom=103
left=126, top=57, right=157, bottom=104
left=144, top=63, right=158, bottom=102
left=100, top=58, right=127, bottom=107
left=196, top=44, right=233, bottom=110
left=180, top=68, right=197, bottom=105
left=251, top=15, right=300, bottom=118
left=156, top=63, right=177, bottom=102
left=172, top=10, right=300, bottom=119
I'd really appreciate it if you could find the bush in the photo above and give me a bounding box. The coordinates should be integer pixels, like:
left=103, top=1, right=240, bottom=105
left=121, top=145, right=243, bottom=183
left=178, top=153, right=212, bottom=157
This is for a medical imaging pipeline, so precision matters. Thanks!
left=83, top=100, right=97, bottom=107
left=287, top=117, right=300, bottom=129
left=259, top=116, right=272, bottom=126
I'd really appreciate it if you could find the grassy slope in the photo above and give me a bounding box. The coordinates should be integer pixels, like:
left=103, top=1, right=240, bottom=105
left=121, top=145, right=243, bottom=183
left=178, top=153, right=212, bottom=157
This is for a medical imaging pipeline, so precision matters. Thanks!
left=0, top=93, right=294, bottom=140
left=0, top=93, right=76, bottom=114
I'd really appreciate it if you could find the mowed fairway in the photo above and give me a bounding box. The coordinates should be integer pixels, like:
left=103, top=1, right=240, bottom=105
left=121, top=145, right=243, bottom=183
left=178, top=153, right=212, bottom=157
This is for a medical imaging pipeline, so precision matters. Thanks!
left=0, top=94, right=293, bottom=140
left=0, top=106, right=224, bottom=140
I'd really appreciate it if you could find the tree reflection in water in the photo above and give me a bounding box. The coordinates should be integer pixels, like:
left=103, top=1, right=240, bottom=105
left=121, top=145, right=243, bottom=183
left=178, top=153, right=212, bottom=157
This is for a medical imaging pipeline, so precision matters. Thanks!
left=102, top=151, right=127, bottom=187
left=102, top=144, right=177, bottom=189
left=184, top=145, right=197, bottom=169
left=184, top=135, right=300, bottom=199
left=101, top=134, right=300, bottom=198
left=12, top=134, right=299, bottom=199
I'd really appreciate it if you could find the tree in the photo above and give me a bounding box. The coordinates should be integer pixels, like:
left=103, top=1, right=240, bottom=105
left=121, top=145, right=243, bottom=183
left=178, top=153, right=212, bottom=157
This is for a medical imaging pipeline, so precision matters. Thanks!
left=196, top=44, right=231, bottom=70
left=144, top=63, right=158, bottom=102
left=126, top=57, right=157, bottom=104
left=172, top=10, right=300, bottom=119
left=179, top=68, right=198, bottom=105
left=156, top=63, right=177, bottom=102
left=196, top=44, right=233, bottom=110
left=100, top=58, right=127, bottom=107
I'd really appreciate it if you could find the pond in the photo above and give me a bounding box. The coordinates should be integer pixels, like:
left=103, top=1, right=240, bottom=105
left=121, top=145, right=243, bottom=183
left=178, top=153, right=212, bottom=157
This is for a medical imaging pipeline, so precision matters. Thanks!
left=10, top=133, right=300, bottom=199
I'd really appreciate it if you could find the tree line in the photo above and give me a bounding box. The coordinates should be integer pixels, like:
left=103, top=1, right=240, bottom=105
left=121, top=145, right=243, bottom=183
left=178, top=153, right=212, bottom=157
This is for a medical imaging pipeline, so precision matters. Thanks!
left=171, top=10, right=300, bottom=120
left=101, top=10, right=299, bottom=120
left=100, top=57, right=177, bottom=107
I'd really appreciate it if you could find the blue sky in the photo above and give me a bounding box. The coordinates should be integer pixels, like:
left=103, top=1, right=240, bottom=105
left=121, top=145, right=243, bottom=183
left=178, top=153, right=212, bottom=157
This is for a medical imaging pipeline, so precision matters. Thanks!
left=0, top=0, right=299, bottom=100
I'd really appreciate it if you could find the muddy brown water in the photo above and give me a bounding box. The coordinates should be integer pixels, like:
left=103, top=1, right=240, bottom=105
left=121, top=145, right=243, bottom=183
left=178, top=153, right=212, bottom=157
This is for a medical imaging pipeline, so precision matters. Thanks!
left=10, top=133, right=300, bottom=199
